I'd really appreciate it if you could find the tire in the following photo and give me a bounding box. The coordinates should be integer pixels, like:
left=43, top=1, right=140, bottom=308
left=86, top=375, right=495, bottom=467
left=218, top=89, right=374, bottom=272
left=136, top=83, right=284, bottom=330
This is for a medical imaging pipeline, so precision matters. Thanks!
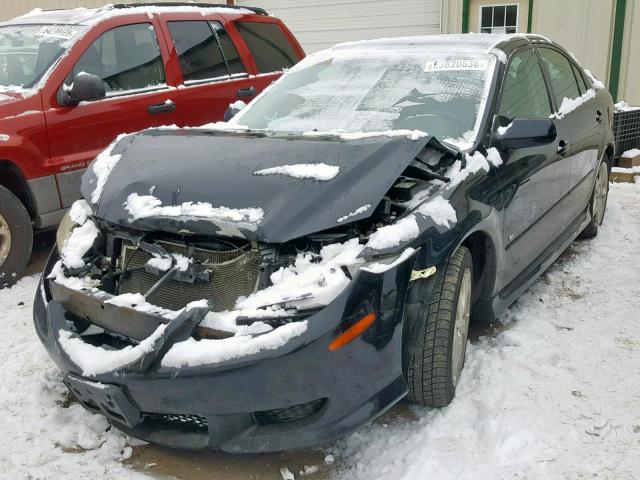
left=579, top=161, right=609, bottom=239
left=406, top=246, right=473, bottom=407
left=0, top=185, right=33, bottom=289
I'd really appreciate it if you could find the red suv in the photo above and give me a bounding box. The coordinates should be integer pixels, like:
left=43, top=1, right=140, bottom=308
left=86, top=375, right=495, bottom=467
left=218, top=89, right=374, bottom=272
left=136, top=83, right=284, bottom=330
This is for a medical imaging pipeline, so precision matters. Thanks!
left=0, top=3, right=304, bottom=286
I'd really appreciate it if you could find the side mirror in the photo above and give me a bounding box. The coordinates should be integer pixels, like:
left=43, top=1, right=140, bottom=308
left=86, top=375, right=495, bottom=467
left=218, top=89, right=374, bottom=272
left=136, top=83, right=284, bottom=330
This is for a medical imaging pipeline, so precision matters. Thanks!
left=223, top=100, right=246, bottom=122
left=58, top=72, right=106, bottom=106
left=494, top=118, right=557, bottom=150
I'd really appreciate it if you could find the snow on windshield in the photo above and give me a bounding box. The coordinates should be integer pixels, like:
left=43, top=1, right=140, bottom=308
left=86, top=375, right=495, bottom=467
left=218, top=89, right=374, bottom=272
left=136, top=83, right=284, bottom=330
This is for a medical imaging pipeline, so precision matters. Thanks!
left=0, top=24, right=85, bottom=88
left=235, top=49, right=496, bottom=144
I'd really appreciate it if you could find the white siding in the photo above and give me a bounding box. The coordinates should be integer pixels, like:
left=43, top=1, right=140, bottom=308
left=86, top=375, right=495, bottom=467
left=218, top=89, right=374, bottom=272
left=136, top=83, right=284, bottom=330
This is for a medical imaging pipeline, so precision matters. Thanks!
left=237, top=0, right=442, bottom=53
left=531, top=0, right=615, bottom=88
left=619, top=0, right=640, bottom=105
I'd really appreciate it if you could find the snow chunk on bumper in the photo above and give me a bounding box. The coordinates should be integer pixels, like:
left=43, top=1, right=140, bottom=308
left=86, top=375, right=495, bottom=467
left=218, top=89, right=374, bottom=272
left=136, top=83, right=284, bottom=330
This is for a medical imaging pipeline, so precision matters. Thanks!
left=124, top=193, right=264, bottom=224
left=161, top=321, right=308, bottom=368
left=60, top=220, right=99, bottom=269
left=59, top=324, right=167, bottom=376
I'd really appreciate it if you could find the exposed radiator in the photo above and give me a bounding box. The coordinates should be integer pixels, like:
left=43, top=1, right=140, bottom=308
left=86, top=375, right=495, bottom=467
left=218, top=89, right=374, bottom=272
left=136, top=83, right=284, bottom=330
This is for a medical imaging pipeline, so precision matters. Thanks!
left=118, top=240, right=262, bottom=312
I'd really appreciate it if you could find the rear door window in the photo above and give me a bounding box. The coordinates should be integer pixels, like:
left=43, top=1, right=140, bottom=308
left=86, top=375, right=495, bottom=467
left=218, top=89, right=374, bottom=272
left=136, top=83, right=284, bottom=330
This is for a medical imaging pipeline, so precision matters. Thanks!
left=234, top=21, right=298, bottom=73
left=168, top=21, right=228, bottom=82
left=210, top=21, right=245, bottom=75
left=571, top=62, right=589, bottom=94
left=539, top=48, right=581, bottom=110
left=70, top=23, right=165, bottom=95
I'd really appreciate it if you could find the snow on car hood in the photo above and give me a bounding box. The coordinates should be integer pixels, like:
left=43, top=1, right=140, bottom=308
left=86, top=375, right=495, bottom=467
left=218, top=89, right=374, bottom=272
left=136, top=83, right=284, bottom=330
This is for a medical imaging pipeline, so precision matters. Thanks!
left=81, top=129, right=435, bottom=242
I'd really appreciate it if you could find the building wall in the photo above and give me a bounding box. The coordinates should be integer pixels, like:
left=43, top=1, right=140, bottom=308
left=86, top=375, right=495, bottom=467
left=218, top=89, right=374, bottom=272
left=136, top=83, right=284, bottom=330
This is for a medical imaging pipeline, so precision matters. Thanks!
left=619, top=0, right=640, bottom=104
left=237, top=0, right=442, bottom=53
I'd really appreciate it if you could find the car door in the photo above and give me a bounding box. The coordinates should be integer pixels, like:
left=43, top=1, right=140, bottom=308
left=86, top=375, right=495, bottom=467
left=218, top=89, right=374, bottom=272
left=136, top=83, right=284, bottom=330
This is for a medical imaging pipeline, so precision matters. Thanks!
left=492, top=47, right=572, bottom=291
left=538, top=47, right=604, bottom=227
left=44, top=21, right=179, bottom=208
left=163, top=18, right=261, bottom=127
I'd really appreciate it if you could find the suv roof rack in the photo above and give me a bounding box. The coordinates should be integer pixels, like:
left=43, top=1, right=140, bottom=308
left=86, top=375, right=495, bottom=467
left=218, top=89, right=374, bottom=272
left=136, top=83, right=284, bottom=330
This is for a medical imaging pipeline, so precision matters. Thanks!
left=112, top=3, right=269, bottom=16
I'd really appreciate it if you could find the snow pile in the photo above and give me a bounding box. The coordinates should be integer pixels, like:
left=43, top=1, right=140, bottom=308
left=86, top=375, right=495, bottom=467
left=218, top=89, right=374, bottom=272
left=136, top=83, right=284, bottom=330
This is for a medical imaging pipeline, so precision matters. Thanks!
left=486, top=147, right=503, bottom=167
left=416, top=196, right=457, bottom=227
left=551, top=89, right=596, bottom=119
left=60, top=221, right=99, bottom=269
left=161, top=321, right=308, bottom=368
left=0, top=134, right=9, bottom=142
left=90, top=135, right=127, bottom=204
left=584, top=69, right=605, bottom=89
left=124, top=193, right=264, bottom=224
left=47, top=261, right=85, bottom=291
left=614, top=100, right=640, bottom=112
left=303, top=129, right=428, bottom=141
left=497, top=123, right=513, bottom=135
left=337, top=204, right=371, bottom=223
left=69, top=199, right=93, bottom=225
left=104, top=292, right=178, bottom=318
left=237, top=238, right=365, bottom=310
left=367, top=216, right=420, bottom=250
left=59, top=324, right=167, bottom=377
left=621, top=148, right=640, bottom=159
left=254, top=163, right=340, bottom=181
left=228, top=100, right=246, bottom=110
left=146, top=253, right=190, bottom=272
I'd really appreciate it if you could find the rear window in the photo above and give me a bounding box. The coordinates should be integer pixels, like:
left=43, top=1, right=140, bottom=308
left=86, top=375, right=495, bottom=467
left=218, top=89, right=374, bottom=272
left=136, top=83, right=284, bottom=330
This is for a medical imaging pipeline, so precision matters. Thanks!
left=234, top=21, right=298, bottom=73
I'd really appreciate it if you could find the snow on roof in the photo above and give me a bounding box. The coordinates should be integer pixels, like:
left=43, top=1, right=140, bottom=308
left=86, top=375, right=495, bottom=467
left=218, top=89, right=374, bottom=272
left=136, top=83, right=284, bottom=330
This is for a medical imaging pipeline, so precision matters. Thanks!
left=331, top=33, right=530, bottom=55
left=5, top=4, right=255, bottom=26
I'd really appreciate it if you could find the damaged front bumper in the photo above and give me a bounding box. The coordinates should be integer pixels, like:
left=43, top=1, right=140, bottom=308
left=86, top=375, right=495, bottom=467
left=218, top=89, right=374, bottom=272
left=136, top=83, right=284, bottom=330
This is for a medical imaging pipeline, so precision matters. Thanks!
left=33, top=247, right=418, bottom=452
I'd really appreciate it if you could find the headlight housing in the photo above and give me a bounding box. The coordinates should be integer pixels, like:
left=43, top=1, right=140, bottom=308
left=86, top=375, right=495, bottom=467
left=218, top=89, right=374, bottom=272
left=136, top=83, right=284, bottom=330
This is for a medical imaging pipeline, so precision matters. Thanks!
left=56, top=210, right=77, bottom=253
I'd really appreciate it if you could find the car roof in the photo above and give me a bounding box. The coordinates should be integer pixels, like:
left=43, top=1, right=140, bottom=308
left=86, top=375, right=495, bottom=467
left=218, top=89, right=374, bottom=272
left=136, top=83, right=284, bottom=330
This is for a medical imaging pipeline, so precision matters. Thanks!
left=1, top=3, right=268, bottom=27
left=331, top=33, right=551, bottom=56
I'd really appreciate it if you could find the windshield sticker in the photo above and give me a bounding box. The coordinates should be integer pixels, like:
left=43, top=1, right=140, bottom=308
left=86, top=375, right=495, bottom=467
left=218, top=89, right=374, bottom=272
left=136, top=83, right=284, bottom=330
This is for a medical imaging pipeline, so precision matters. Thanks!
left=35, top=25, right=77, bottom=40
left=425, top=59, right=490, bottom=72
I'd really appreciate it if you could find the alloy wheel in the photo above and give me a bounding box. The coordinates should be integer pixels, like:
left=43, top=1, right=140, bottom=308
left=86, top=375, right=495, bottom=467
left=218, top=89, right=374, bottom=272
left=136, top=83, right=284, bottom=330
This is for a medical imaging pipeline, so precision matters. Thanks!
left=451, top=268, right=472, bottom=386
left=592, top=162, right=609, bottom=225
left=0, top=213, right=11, bottom=268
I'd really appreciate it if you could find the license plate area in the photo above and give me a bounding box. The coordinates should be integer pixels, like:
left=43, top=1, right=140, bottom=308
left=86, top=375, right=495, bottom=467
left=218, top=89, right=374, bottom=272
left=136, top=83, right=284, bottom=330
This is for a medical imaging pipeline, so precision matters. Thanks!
left=65, top=374, right=140, bottom=427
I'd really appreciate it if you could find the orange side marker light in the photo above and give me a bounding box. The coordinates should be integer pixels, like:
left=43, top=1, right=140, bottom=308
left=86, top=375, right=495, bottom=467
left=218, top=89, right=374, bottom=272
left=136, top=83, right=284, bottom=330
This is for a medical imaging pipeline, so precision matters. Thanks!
left=328, top=313, right=377, bottom=351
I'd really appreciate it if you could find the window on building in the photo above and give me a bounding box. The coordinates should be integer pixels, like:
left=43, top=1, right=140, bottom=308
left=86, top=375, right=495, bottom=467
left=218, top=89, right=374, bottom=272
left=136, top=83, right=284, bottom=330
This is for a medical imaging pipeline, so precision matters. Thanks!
left=538, top=48, right=581, bottom=109
left=480, top=4, right=519, bottom=34
left=234, top=21, right=298, bottom=73
left=498, top=49, right=551, bottom=119
left=69, top=23, right=165, bottom=95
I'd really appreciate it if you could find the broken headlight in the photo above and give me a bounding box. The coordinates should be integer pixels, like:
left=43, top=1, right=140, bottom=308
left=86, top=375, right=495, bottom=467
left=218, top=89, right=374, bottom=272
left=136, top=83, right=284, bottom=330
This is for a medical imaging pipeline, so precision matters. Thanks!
left=56, top=210, right=78, bottom=253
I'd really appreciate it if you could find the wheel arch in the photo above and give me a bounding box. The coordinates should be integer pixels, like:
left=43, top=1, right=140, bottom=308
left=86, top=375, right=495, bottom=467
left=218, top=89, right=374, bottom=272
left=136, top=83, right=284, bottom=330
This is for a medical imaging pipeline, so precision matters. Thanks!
left=0, top=160, right=37, bottom=220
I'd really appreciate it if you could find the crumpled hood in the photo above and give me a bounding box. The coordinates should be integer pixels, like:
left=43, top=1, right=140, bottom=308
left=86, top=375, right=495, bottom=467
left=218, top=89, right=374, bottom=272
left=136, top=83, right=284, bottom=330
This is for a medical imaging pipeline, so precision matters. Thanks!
left=83, top=129, right=434, bottom=243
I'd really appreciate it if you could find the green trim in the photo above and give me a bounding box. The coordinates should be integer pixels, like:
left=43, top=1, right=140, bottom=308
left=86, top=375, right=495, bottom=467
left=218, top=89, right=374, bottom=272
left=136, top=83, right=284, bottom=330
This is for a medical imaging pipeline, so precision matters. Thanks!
left=609, top=0, right=627, bottom=101
left=527, top=0, right=534, bottom=33
left=462, top=0, right=470, bottom=33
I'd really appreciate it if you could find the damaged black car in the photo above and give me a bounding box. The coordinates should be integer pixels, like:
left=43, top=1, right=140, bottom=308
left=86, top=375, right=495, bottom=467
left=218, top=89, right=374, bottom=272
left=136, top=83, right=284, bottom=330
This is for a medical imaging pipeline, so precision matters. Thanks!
left=34, top=34, right=614, bottom=452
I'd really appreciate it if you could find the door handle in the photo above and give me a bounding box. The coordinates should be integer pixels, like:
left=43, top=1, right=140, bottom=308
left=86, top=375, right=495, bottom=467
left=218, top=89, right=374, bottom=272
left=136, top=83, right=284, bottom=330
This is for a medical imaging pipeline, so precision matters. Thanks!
left=557, top=139, right=570, bottom=156
left=147, top=100, right=176, bottom=115
left=596, top=110, right=603, bottom=123
left=237, top=86, right=256, bottom=98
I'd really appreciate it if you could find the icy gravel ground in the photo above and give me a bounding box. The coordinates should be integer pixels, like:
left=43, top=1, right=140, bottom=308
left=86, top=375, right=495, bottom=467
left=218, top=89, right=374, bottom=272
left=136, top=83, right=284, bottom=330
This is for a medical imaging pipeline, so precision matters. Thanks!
left=0, top=184, right=638, bottom=479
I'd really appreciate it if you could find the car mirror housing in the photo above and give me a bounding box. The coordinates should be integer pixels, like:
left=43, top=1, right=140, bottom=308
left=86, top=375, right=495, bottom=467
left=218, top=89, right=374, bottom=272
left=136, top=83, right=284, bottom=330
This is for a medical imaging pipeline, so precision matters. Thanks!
left=223, top=100, right=246, bottom=122
left=58, top=73, right=106, bottom=106
left=494, top=118, right=557, bottom=150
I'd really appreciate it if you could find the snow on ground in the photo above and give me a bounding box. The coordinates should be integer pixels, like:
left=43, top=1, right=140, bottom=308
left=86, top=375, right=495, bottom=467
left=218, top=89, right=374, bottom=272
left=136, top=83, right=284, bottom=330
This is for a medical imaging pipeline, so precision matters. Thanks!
left=0, top=184, right=638, bottom=479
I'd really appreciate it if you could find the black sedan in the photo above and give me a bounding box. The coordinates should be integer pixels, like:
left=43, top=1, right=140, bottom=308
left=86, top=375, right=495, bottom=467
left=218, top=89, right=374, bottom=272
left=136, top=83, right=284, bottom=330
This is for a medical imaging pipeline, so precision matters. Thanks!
left=34, top=34, right=614, bottom=452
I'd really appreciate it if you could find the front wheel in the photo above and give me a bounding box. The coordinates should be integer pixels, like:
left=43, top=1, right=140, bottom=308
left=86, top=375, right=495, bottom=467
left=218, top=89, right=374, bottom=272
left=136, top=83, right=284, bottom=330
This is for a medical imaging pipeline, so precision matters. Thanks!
left=0, top=185, right=33, bottom=288
left=579, top=161, right=609, bottom=239
left=405, top=246, right=473, bottom=407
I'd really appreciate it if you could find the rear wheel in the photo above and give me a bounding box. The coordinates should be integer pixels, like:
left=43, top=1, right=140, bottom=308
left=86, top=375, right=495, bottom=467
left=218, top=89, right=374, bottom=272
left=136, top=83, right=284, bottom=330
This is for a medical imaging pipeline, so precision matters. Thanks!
left=579, top=161, right=609, bottom=239
left=406, top=246, right=473, bottom=407
left=0, top=185, right=33, bottom=288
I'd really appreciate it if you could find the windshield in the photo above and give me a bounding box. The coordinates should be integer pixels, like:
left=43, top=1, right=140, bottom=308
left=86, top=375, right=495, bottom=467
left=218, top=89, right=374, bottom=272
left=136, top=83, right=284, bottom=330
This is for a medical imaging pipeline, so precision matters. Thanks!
left=0, top=24, right=84, bottom=89
left=234, top=48, right=496, bottom=147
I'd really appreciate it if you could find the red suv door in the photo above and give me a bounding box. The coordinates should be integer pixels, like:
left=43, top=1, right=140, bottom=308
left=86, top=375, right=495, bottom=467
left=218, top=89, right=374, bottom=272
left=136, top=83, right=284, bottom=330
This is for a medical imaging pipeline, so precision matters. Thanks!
left=43, top=16, right=180, bottom=208
left=159, top=14, right=303, bottom=127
